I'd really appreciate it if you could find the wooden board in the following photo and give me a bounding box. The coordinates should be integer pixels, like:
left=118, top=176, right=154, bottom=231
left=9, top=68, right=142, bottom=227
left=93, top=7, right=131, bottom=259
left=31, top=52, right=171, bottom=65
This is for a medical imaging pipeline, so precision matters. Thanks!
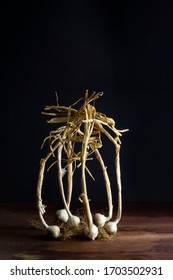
left=0, top=203, right=173, bottom=260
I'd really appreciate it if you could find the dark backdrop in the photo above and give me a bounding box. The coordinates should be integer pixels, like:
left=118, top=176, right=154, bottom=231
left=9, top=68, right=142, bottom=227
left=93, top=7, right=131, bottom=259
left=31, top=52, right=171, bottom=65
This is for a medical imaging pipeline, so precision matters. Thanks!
left=1, top=0, right=173, bottom=203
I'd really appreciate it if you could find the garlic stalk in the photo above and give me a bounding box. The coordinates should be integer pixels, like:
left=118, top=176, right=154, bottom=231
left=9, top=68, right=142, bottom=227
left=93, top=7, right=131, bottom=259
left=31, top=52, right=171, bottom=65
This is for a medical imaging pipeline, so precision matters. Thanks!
left=57, top=143, right=80, bottom=227
left=80, top=103, right=98, bottom=240
left=56, top=141, right=73, bottom=223
left=36, top=146, right=60, bottom=238
left=95, top=123, right=123, bottom=234
left=80, top=193, right=98, bottom=240
left=93, top=149, right=113, bottom=227
left=36, top=91, right=128, bottom=240
left=67, top=141, right=73, bottom=207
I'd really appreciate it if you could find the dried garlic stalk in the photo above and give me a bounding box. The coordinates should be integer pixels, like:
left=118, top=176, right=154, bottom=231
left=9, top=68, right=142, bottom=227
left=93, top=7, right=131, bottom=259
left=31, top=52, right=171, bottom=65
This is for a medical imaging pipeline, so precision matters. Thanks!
left=36, top=90, right=128, bottom=240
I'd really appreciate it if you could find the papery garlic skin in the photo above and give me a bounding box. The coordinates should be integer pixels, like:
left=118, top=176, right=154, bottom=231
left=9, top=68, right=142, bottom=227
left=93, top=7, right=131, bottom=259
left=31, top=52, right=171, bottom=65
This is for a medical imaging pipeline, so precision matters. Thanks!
left=46, top=225, right=60, bottom=238
left=93, top=213, right=106, bottom=227
left=67, top=215, right=80, bottom=227
left=56, top=209, right=69, bottom=223
left=84, top=224, right=98, bottom=240
left=104, top=221, right=117, bottom=234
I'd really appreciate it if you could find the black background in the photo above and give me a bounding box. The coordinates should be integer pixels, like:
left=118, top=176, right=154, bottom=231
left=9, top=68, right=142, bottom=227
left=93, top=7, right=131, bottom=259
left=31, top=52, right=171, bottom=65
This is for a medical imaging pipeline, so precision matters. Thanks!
left=1, top=0, right=173, bottom=203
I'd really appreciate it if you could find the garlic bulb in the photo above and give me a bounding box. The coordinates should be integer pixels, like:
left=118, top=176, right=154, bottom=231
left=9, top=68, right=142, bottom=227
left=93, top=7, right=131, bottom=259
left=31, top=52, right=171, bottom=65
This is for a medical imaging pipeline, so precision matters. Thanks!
left=93, top=213, right=106, bottom=227
left=67, top=215, right=80, bottom=227
left=104, top=221, right=117, bottom=234
left=46, top=225, right=60, bottom=238
left=56, top=209, right=69, bottom=223
left=84, top=224, right=98, bottom=240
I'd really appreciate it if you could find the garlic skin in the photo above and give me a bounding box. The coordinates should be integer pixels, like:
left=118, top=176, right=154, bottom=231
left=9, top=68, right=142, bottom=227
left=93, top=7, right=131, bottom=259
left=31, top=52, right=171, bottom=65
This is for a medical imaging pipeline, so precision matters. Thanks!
left=84, top=224, right=98, bottom=240
left=93, top=213, right=106, bottom=227
left=67, top=215, right=80, bottom=227
left=46, top=225, right=60, bottom=238
left=104, top=221, right=117, bottom=234
left=56, top=209, right=69, bottom=223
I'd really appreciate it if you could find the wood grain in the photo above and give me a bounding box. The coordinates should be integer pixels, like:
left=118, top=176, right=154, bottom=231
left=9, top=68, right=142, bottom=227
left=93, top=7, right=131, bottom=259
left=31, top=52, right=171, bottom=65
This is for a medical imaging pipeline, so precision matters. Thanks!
left=0, top=203, right=173, bottom=260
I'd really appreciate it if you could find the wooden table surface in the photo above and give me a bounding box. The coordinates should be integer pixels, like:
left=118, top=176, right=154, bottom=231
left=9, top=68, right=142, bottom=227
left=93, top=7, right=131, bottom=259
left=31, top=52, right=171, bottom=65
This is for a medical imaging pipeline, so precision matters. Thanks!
left=0, top=203, right=173, bottom=260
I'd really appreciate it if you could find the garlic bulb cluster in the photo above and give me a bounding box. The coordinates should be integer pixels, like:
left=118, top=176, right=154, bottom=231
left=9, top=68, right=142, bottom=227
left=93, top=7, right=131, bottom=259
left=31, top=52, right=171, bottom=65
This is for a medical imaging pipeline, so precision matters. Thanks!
left=36, top=91, right=127, bottom=241
left=46, top=225, right=60, bottom=238
left=84, top=224, right=98, bottom=240
left=56, top=209, right=69, bottom=223
left=93, top=213, right=107, bottom=227
left=67, top=215, right=80, bottom=227
left=104, top=221, right=117, bottom=234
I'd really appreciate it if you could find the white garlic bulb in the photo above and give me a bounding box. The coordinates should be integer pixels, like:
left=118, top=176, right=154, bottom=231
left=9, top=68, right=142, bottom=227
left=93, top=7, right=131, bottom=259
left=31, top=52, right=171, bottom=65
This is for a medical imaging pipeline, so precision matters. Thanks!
left=56, top=209, right=69, bottom=223
left=104, top=221, right=117, bottom=234
left=46, top=225, right=60, bottom=238
left=93, top=213, right=106, bottom=227
left=67, top=215, right=80, bottom=227
left=84, top=224, right=98, bottom=240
